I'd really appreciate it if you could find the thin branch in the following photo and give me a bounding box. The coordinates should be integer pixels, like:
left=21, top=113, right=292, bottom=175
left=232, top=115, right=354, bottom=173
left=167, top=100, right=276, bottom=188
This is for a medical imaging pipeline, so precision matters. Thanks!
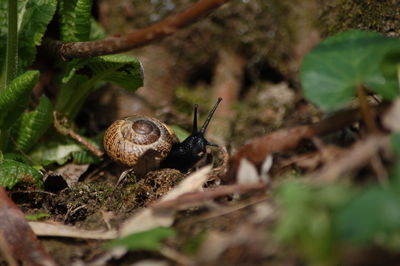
left=357, top=84, right=379, bottom=133
left=48, top=0, right=229, bottom=60
left=53, top=112, right=104, bottom=157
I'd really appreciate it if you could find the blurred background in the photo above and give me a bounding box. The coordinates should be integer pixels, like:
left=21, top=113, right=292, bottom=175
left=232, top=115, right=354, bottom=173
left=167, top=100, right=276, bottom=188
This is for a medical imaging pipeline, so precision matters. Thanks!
left=82, top=0, right=400, bottom=152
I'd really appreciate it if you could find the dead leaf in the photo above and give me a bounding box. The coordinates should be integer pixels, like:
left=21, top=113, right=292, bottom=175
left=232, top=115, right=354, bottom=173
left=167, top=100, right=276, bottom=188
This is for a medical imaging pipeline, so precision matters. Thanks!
left=383, top=98, right=400, bottom=132
left=226, top=105, right=387, bottom=181
left=152, top=183, right=268, bottom=211
left=0, top=187, right=57, bottom=266
left=237, top=158, right=259, bottom=184
left=55, top=163, right=90, bottom=187
left=311, top=135, right=390, bottom=182
left=29, top=221, right=117, bottom=240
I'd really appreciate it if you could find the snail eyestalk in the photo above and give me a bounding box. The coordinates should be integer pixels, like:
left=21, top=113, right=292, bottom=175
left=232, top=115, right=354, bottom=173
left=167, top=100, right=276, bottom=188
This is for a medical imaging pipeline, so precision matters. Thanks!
left=200, top=97, right=222, bottom=135
left=193, top=104, right=198, bottom=134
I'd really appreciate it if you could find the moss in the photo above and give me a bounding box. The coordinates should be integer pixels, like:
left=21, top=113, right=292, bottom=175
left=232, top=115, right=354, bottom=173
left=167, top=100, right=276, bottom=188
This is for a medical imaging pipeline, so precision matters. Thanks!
left=319, top=0, right=400, bottom=37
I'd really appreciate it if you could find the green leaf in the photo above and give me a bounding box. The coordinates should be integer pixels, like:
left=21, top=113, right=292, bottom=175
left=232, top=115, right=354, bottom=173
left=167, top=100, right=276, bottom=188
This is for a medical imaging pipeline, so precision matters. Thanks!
left=30, top=139, right=101, bottom=166
left=274, top=180, right=352, bottom=265
left=0, top=159, right=42, bottom=188
left=58, top=0, right=92, bottom=42
left=11, top=95, right=53, bottom=152
left=336, top=187, right=400, bottom=246
left=30, top=142, right=83, bottom=165
left=3, top=152, right=29, bottom=163
left=26, top=212, right=50, bottom=221
left=106, top=227, right=176, bottom=251
left=62, top=54, right=144, bottom=89
left=71, top=150, right=101, bottom=164
left=301, top=30, right=400, bottom=111
left=0, top=70, right=39, bottom=129
left=56, top=54, right=143, bottom=118
left=169, top=125, right=190, bottom=142
left=17, top=0, right=57, bottom=71
left=89, top=18, right=106, bottom=41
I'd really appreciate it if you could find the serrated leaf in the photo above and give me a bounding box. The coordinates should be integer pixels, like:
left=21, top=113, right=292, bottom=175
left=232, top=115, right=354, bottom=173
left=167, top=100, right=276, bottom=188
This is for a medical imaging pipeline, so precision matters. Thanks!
left=0, top=70, right=39, bottom=129
left=17, top=0, right=57, bottom=71
left=89, top=18, right=106, bottom=40
left=301, top=30, right=400, bottom=111
left=3, top=152, right=29, bottom=163
left=0, top=159, right=42, bottom=188
left=57, top=55, right=143, bottom=118
left=62, top=54, right=144, bottom=90
left=58, top=0, right=92, bottom=42
left=11, top=95, right=53, bottom=152
left=106, top=227, right=176, bottom=251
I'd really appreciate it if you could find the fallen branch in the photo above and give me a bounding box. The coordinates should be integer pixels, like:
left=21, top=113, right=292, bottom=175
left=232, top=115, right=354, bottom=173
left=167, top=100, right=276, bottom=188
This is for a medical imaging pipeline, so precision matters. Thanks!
left=46, top=0, right=229, bottom=60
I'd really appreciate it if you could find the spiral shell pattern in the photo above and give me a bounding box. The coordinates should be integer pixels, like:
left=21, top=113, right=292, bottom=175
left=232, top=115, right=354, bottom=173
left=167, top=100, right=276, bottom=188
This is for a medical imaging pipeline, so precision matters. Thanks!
left=103, top=115, right=177, bottom=167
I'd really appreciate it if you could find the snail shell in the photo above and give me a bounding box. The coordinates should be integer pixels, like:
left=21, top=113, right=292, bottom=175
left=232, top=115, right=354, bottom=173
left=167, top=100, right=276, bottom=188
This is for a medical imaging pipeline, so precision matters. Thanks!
left=103, top=115, right=178, bottom=171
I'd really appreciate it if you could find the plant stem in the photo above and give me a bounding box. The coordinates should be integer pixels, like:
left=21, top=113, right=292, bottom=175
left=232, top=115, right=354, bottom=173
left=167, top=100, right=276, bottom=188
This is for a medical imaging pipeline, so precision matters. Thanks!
left=2, top=0, right=18, bottom=90
left=0, top=0, right=18, bottom=150
left=356, top=84, right=378, bottom=133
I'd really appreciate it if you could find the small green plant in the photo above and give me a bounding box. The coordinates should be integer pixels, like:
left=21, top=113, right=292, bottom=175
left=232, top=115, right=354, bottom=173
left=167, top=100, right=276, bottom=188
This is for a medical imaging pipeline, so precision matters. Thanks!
left=301, top=30, right=400, bottom=111
left=274, top=30, right=400, bottom=265
left=106, top=227, right=176, bottom=251
left=0, top=0, right=144, bottom=188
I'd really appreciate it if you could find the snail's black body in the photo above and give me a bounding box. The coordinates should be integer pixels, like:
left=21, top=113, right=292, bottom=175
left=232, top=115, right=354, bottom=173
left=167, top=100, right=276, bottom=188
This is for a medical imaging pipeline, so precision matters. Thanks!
left=103, top=98, right=222, bottom=175
left=161, top=98, right=221, bottom=172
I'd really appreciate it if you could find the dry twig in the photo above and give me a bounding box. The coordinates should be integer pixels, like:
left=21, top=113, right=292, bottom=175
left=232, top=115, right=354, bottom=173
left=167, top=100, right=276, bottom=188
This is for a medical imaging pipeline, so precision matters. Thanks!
left=152, top=183, right=267, bottom=210
left=53, top=111, right=104, bottom=157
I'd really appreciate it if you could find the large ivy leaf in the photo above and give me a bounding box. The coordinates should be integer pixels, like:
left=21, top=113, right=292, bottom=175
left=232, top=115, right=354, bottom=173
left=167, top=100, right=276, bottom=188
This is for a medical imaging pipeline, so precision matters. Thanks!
left=301, top=30, right=400, bottom=111
left=0, top=70, right=39, bottom=129
left=106, top=227, right=176, bottom=251
left=11, top=95, right=53, bottom=153
left=58, top=0, right=92, bottom=42
left=0, top=159, right=42, bottom=189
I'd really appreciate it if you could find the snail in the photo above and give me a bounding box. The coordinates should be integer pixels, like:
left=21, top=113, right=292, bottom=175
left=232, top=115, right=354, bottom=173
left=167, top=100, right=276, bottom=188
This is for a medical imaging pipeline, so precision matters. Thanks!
left=103, top=98, right=222, bottom=174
